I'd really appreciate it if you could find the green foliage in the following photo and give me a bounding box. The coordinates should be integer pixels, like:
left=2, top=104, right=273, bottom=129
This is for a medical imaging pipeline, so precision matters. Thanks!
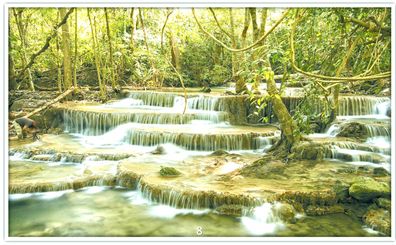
left=292, top=83, right=331, bottom=134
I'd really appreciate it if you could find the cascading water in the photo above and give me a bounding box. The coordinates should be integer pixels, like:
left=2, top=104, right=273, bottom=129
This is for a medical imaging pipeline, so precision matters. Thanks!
left=338, top=96, right=390, bottom=116
left=61, top=91, right=275, bottom=151
left=241, top=203, right=285, bottom=236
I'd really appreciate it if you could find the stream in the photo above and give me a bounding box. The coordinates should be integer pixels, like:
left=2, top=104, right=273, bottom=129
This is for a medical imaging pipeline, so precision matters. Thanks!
left=8, top=89, right=391, bottom=237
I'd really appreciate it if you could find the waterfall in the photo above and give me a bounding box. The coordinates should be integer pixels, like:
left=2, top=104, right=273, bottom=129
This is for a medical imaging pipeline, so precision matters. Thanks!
left=241, top=203, right=285, bottom=235
left=338, top=96, right=390, bottom=116
left=136, top=179, right=261, bottom=210
left=187, top=95, right=220, bottom=111
left=104, top=98, right=144, bottom=108
left=128, top=91, right=176, bottom=107
left=63, top=109, right=229, bottom=135
left=364, top=124, right=390, bottom=137
left=125, top=130, right=271, bottom=151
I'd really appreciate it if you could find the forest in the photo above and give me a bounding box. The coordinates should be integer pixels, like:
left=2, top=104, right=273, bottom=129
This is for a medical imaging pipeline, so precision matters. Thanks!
left=8, top=7, right=392, bottom=238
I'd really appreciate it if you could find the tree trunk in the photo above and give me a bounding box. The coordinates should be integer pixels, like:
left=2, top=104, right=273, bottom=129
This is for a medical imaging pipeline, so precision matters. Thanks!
left=249, top=8, right=259, bottom=41
left=139, top=8, right=159, bottom=86
left=9, top=23, right=17, bottom=90
left=229, top=8, right=238, bottom=77
left=13, top=9, right=35, bottom=91
left=330, top=38, right=359, bottom=122
left=16, top=8, right=74, bottom=82
left=266, top=69, right=299, bottom=151
left=59, top=8, right=73, bottom=90
left=241, top=8, right=250, bottom=48
left=169, top=32, right=180, bottom=72
left=105, top=8, right=116, bottom=88
left=129, top=8, right=135, bottom=53
left=55, top=14, right=63, bottom=92
left=87, top=8, right=105, bottom=98
left=259, top=9, right=268, bottom=46
left=73, top=9, right=78, bottom=88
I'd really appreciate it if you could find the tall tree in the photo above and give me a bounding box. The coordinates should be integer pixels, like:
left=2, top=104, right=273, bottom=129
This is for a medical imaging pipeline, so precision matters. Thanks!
left=59, top=8, right=73, bottom=89
left=193, top=8, right=298, bottom=149
left=138, top=8, right=160, bottom=86
left=229, top=8, right=238, bottom=77
left=13, top=9, right=34, bottom=91
left=104, top=8, right=116, bottom=88
left=73, top=9, right=78, bottom=88
left=55, top=11, right=63, bottom=92
left=87, top=8, right=105, bottom=98
left=9, top=22, right=17, bottom=90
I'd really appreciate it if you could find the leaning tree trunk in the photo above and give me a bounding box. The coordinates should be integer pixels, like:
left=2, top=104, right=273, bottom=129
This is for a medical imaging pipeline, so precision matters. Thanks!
left=59, top=8, right=73, bottom=90
left=266, top=68, right=299, bottom=151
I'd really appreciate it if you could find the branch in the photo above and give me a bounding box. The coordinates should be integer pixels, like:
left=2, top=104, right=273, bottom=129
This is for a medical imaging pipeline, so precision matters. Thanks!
left=192, top=8, right=289, bottom=53
left=161, top=9, right=173, bottom=50
left=346, top=16, right=390, bottom=36
left=208, top=8, right=232, bottom=39
left=289, top=11, right=391, bottom=82
left=17, top=8, right=75, bottom=80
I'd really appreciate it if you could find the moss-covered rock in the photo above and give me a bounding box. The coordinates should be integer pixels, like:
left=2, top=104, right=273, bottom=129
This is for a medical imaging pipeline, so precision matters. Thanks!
left=240, top=157, right=286, bottom=179
left=373, top=167, right=390, bottom=177
left=61, top=153, right=86, bottom=163
left=332, top=180, right=350, bottom=201
left=375, top=198, right=391, bottom=211
left=273, top=203, right=296, bottom=223
left=210, top=149, right=229, bottom=156
left=305, top=205, right=345, bottom=216
left=349, top=177, right=390, bottom=202
left=159, top=166, right=182, bottom=177
left=363, top=208, right=391, bottom=236
left=290, top=142, right=331, bottom=160
left=215, top=204, right=243, bottom=216
left=151, top=145, right=166, bottom=155
left=336, top=122, right=368, bottom=139
left=276, top=190, right=338, bottom=208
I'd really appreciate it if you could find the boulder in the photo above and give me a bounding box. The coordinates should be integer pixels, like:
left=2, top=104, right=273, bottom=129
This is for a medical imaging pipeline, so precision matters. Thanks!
left=273, top=203, right=296, bottom=223
left=349, top=177, right=390, bottom=202
left=373, top=167, right=390, bottom=177
left=159, top=166, right=181, bottom=177
left=151, top=145, right=166, bottom=155
left=336, top=122, right=368, bottom=139
left=210, top=150, right=229, bottom=156
left=290, top=142, right=331, bottom=160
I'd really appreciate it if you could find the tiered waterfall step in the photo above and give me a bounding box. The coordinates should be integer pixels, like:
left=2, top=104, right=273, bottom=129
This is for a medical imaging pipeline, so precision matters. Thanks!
left=80, top=123, right=279, bottom=151
left=59, top=104, right=229, bottom=135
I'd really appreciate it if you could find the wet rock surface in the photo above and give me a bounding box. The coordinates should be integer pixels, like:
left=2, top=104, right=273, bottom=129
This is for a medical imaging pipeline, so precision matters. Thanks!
left=336, top=122, right=368, bottom=139
left=215, top=204, right=243, bottom=216
left=363, top=208, right=391, bottom=236
left=273, top=203, right=296, bottom=223
left=349, top=177, right=390, bottom=202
